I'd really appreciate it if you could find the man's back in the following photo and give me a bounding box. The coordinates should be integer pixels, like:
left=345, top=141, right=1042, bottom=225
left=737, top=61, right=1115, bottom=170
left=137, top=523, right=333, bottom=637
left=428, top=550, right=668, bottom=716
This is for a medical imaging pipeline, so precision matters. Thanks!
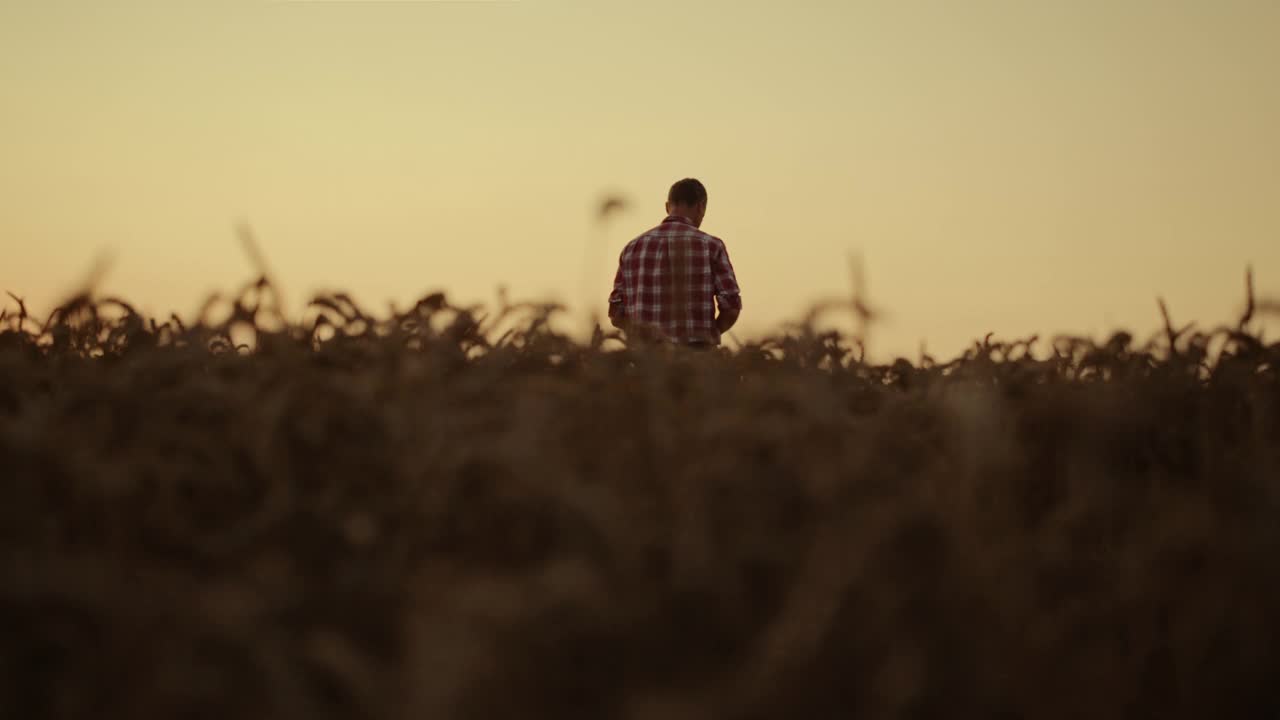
left=608, top=214, right=741, bottom=345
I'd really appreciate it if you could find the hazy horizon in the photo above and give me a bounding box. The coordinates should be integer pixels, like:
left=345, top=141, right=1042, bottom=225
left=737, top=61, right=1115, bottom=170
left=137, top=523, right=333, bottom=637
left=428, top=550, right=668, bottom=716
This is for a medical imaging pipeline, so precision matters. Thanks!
left=3, top=0, right=1278, bottom=359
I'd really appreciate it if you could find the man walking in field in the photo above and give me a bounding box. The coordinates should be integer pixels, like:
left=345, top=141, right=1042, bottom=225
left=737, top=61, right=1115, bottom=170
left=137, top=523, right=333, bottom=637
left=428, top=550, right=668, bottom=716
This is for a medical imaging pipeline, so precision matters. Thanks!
left=608, top=178, right=742, bottom=348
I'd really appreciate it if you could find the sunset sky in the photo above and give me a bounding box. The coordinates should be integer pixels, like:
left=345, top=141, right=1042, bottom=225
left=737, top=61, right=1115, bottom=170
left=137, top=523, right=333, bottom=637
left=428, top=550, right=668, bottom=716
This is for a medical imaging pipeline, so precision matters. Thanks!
left=2, top=0, right=1277, bottom=359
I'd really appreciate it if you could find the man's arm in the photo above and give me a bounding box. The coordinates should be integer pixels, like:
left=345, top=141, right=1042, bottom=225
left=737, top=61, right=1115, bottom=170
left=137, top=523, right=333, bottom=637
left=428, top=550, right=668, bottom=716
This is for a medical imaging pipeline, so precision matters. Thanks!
left=711, top=240, right=742, bottom=335
left=715, top=303, right=740, bottom=334
left=607, top=262, right=627, bottom=329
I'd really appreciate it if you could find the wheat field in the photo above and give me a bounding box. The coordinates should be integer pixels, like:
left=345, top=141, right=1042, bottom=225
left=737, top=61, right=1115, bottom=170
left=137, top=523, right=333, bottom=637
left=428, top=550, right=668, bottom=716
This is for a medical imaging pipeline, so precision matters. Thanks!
left=1, top=276, right=1278, bottom=719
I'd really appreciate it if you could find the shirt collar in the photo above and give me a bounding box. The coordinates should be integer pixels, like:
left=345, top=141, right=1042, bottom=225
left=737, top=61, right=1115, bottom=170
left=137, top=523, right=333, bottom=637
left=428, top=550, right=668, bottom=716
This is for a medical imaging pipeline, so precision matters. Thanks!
left=662, top=214, right=695, bottom=226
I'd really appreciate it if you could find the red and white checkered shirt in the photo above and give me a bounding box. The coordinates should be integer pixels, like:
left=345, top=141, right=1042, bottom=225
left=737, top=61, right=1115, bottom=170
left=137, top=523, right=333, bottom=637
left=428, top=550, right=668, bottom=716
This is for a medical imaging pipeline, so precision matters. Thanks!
left=608, top=215, right=742, bottom=345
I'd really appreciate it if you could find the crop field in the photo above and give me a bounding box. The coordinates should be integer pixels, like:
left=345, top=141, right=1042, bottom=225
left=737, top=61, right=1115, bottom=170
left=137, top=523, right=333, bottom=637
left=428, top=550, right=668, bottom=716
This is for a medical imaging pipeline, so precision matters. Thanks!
left=2, top=277, right=1279, bottom=719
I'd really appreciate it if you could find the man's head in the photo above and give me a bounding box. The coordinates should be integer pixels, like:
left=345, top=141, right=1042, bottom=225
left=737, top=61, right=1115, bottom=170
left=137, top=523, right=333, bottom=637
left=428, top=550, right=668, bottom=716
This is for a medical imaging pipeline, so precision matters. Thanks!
left=665, top=178, right=707, bottom=227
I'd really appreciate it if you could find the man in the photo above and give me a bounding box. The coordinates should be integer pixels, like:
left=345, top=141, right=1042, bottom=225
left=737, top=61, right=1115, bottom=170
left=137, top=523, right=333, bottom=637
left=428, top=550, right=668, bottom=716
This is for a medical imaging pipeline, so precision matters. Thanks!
left=607, top=178, right=742, bottom=348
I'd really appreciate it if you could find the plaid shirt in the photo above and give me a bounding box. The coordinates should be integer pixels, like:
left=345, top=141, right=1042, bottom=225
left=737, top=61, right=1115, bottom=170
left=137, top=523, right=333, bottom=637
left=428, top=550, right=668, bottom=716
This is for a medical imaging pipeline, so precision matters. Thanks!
left=608, top=215, right=742, bottom=345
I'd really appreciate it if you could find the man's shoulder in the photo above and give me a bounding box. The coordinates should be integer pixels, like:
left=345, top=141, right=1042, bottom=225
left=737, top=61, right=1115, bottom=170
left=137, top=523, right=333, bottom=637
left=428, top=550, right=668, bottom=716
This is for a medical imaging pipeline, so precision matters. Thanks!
left=692, top=228, right=728, bottom=252
left=623, top=224, right=674, bottom=247
left=679, top=222, right=726, bottom=247
left=620, top=231, right=654, bottom=251
left=656, top=220, right=725, bottom=244
left=625, top=220, right=727, bottom=250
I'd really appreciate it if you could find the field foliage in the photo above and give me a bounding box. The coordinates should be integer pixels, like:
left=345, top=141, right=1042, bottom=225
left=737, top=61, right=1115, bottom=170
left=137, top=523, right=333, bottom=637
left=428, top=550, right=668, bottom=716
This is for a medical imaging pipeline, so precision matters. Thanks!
left=2, top=277, right=1279, bottom=719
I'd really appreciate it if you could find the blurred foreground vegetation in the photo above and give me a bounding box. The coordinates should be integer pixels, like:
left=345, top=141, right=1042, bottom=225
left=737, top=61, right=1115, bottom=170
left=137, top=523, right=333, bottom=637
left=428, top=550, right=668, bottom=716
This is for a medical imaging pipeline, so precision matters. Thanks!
left=1, top=278, right=1279, bottom=719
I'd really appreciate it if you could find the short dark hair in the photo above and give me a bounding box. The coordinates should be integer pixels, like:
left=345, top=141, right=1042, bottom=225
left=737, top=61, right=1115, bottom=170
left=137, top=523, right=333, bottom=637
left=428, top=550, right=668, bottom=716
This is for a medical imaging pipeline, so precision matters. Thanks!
left=668, top=178, right=707, bottom=206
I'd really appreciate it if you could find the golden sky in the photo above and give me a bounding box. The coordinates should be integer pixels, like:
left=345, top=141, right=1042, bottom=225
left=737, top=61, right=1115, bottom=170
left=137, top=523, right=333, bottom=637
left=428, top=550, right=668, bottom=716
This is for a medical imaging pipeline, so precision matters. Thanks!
left=2, top=0, right=1277, bottom=359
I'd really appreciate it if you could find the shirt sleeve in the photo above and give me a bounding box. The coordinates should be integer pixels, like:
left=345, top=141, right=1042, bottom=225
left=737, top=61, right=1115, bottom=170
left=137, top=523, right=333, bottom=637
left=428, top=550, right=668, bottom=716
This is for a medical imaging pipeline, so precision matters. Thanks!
left=711, top=240, right=742, bottom=311
left=607, top=261, right=626, bottom=320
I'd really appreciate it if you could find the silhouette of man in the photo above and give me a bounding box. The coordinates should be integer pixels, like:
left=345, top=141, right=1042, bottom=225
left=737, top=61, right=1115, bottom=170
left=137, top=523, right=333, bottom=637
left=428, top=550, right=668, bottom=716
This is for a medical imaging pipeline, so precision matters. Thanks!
left=607, top=178, right=742, bottom=348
